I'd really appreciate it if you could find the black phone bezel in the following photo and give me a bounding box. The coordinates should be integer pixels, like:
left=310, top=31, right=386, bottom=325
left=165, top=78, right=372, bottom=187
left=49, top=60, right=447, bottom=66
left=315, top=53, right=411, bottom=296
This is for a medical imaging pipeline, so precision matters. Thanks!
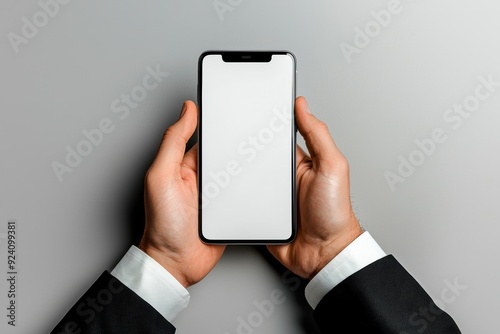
left=197, top=50, right=297, bottom=245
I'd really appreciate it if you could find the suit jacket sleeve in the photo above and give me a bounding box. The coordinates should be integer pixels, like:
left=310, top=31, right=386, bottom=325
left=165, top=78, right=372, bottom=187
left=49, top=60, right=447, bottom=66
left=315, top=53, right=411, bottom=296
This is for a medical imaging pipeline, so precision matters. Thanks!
left=50, top=271, right=176, bottom=334
left=313, top=255, right=461, bottom=333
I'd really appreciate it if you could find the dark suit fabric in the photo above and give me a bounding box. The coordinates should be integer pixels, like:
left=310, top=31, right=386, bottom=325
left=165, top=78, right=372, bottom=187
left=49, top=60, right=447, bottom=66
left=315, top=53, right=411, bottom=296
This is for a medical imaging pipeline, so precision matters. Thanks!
left=314, top=255, right=461, bottom=333
left=52, top=256, right=461, bottom=333
left=51, top=271, right=175, bottom=334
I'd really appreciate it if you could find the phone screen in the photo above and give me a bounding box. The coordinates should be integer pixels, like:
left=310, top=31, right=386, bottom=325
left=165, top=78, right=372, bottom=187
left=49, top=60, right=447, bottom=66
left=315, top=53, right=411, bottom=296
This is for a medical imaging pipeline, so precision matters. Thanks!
left=198, top=51, right=296, bottom=243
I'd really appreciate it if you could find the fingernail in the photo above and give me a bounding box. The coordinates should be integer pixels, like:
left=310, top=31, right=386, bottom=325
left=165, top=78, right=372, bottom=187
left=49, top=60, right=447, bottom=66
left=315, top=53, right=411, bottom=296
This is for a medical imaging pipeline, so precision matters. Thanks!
left=179, top=102, right=187, bottom=119
left=303, top=98, right=312, bottom=114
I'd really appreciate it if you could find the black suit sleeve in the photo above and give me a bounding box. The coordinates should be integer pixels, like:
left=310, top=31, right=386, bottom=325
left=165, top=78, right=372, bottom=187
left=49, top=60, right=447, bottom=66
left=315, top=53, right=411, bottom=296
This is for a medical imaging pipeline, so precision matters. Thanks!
left=313, top=255, right=461, bottom=334
left=51, top=271, right=176, bottom=334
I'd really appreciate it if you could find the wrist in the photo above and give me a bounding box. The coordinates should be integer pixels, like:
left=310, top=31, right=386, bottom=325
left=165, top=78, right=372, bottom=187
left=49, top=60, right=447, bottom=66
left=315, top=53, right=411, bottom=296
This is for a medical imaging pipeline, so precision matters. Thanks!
left=138, top=240, right=191, bottom=288
left=312, top=224, right=363, bottom=278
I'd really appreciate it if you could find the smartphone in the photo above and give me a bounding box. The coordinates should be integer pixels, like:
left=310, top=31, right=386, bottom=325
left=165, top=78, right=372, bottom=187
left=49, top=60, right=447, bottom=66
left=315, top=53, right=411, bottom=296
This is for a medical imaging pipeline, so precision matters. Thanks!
left=198, top=51, right=296, bottom=244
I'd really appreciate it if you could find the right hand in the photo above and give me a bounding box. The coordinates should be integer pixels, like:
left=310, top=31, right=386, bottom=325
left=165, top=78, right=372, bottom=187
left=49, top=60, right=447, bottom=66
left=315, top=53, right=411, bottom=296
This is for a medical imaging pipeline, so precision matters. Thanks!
left=267, top=97, right=363, bottom=279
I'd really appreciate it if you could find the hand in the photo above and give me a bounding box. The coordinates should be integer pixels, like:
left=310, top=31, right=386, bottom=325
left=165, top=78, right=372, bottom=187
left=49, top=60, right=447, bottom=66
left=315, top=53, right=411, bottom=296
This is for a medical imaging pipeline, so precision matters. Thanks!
left=268, top=97, right=363, bottom=279
left=138, top=101, right=225, bottom=288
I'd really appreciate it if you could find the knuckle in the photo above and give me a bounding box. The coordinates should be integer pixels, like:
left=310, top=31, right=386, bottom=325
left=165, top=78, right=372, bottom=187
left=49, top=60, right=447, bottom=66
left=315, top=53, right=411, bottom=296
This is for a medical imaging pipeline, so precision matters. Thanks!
left=336, top=155, right=349, bottom=173
left=163, top=127, right=187, bottom=154
left=163, top=126, right=177, bottom=142
left=312, top=120, right=329, bottom=136
left=144, top=167, right=156, bottom=187
left=316, top=120, right=329, bottom=132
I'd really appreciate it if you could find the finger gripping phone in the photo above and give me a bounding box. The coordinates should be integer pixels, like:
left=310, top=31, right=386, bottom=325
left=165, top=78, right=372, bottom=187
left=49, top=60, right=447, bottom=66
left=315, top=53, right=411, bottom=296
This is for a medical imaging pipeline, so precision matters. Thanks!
left=198, top=51, right=296, bottom=244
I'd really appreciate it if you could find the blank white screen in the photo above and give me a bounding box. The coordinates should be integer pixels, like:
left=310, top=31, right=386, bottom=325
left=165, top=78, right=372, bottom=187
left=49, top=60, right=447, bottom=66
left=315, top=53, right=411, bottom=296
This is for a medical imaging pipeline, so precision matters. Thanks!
left=201, top=53, right=295, bottom=241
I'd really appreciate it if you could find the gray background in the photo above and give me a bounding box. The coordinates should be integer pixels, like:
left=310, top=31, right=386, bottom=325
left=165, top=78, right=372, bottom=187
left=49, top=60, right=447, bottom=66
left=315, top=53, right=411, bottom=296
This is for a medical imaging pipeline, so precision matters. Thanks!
left=1, top=0, right=499, bottom=333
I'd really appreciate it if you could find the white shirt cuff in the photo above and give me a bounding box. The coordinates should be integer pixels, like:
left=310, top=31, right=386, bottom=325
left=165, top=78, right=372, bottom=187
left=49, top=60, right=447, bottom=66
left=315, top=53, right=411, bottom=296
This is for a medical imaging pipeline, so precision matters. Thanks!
left=305, top=232, right=386, bottom=309
left=110, top=245, right=190, bottom=323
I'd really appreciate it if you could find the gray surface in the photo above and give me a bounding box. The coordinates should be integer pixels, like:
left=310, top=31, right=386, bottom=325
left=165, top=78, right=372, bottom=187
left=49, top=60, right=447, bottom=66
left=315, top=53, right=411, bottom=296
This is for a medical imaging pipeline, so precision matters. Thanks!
left=1, top=0, right=499, bottom=333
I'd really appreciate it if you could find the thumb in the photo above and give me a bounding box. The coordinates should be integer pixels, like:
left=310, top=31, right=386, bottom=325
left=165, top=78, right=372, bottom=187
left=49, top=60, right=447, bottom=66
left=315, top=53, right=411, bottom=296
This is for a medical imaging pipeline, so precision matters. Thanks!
left=151, top=100, right=198, bottom=173
left=295, top=97, right=345, bottom=171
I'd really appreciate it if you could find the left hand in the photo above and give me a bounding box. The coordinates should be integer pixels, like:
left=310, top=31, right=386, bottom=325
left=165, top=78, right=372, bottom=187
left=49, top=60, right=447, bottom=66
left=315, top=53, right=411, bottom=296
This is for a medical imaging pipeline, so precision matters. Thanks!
left=138, top=101, right=225, bottom=288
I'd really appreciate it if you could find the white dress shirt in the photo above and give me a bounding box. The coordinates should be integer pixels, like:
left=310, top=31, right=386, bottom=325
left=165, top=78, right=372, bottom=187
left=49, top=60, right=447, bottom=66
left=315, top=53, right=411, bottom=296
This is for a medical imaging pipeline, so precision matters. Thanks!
left=111, top=231, right=385, bottom=323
